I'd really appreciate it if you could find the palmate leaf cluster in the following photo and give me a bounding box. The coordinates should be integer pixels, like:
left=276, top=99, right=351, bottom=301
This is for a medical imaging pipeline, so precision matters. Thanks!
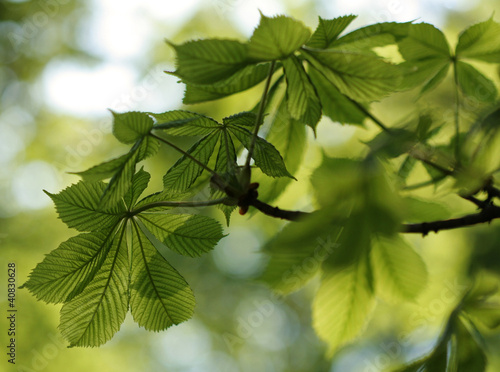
left=23, top=11, right=500, bottom=370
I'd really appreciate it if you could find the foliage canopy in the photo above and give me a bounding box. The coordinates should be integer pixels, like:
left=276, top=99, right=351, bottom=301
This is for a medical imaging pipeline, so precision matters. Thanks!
left=23, top=13, right=500, bottom=371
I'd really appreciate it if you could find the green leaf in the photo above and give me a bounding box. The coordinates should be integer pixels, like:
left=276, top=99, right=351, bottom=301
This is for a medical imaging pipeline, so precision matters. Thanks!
left=137, top=135, right=160, bottom=160
left=260, top=210, right=342, bottom=293
left=302, top=49, right=401, bottom=101
left=152, top=110, right=220, bottom=136
left=162, top=131, right=219, bottom=192
left=335, top=22, right=411, bottom=50
left=456, top=17, right=500, bottom=63
left=59, top=225, right=129, bottom=347
left=401, top=197, right=451, bottom=223
left=228, top=125, right=293, bottom=178
left=183, top=63, right=273, bottom=104
left=306, top=15, right=357, bottom=49
left=255, top=98, right=307, bottom=203
left=139, top=213, right=224, bottom=257
left=366, top=128, right=416, bottom=158
left=99, top=142, right=141, bottom=209
left=129, top=221, right=195, bottom=331
left=45, top=181, right=124, bottom=232
left=212, top=129, right=238, bottom=224
left=168, top=39, right=249, bottom=84
left=248, top=14, right=311, bottom=61
left=371, top=235, right=428, bottom=301
left=72, top=154, right=129, bottom=182
left=123, top=168, right=150, bottom=209
left=222, top=112, right=257, bottom=127
left=111, top=111, right=154, bottom=144
left=308, top=65, right=366, bottom=125
left=456, top=61, right=497, bottom=103
left=398, top=23, right=451, bottom=60
left=21, top=228, right=118, bottom=304
left=313, top=257, right=375, bottom=356
left=282, top=55, right=322, bottom=129
left=398, top=58, right=450, bottom=92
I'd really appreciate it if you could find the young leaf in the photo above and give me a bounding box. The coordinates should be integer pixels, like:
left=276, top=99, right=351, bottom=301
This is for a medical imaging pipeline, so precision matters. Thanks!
left=59, top=226, right=129, bottom=347
left=255, top=98, right=307, bottom=203
left=182, top=63, right=273, bottom=104
left=45, top=181, right=124, bottom=232
left=123, top=168, right=151, bottom=209
left=313, top=257, right=375, bottom=356
left=21, top=228, right=118, bottom=304
left=260, top=210, right=342, bottom=293
left=456, top=61, right=497, bottom=103
left=371, top=235, right=428, bottom=301
left=306, top=15, right=357, bottom=49
left=168, top=39, right=249, bottom=84
left=212, top=129, right=238, bottom=224
left=398, top=23, right=451, bottom=60
left=99, top=143, right=141, bottom=209
left=301, top=49, right=402, bottom=102
left=456, top=17, right=500, bottom=63
left=137, top=135, right=160, bottom=160
left=228, top=124, right=293, bottom=178
left=334, top=22, right=411, bottom=50
left=138, top=213, right=224, bottom=257
left=111, top=111, right=154, bottom=144
left=72, top=154, right=130, bottom=182
left=398, top=58, right=450, bottom=92
left=151, top=110, right=221, bottom=136
left=129, top=221, right=195, bottom=331
left=282, top=55, right=322, bottom=130
left=222, top=112, right=257, bottom=128
left=162, top=131, right=219, bottom=192
left=307, top=66, right=366, bottom=125
left=248, top=14, right=311, bottom=61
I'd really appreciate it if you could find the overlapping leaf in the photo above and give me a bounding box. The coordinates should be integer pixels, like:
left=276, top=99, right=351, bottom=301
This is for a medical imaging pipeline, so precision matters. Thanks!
left=59, top=226, right=129, bottom=347
left=129, top=221, right=195, bottom=331
left=456, top=17, right=500, bottom=63
left=138, top=213, right=224, bottom=257
left=306, top=15, right=357, bottom=49
left=248, top=14, right=311, bottom=61
left=282, top=55, right=322, bottom=129
left=371, top=235, right=428, bottom=301
left=44, top=181, right=124, bottom=232
left=168, top=39, right=250, bottom=84
left=302, top=48, right=402, bottom=101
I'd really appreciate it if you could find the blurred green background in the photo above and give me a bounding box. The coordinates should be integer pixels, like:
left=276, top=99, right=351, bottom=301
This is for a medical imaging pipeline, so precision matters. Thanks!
left=1, top=0, right=500, bottom=371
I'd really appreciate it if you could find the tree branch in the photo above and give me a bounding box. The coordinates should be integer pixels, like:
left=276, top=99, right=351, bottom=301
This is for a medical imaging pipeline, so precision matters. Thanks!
left=248, top=199, right=500, bottom=235
left=402, top=204, right=500, bottom=235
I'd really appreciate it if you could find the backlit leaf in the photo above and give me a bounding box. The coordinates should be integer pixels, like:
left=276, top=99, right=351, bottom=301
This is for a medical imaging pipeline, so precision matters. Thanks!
left=45, top=181, right=124, bottom=232
left=313, top=257, right=375, bottom=356
left=168, top=39, right=249, bottom=84
left=248, top=14, right=311, bottom=61
left=162, top=131, right=219, bottom=192
left=59, top=226, right=129, bottom=347
left=371, top=235, right=428, bottom=301
left=228, top=124, right=293, bottom=178
left=111, top=111, right=153, bottom=144
left=139, top=213, right=224, bottom=257
left=456, top=17, right=500, bottom=63
left=129, top=221, right=195, bottom=331
left=456, top=61, right=497, bottom=103
left=282, top=55, right=322, bottom=129
left=21, top=228, right=118, bottom=304
left=302, top=49, right=401, bottom=101
left=306, top=15, right=357, bottom=49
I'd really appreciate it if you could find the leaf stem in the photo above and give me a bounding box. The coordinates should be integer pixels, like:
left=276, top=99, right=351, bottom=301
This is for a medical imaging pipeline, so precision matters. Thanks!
left=244, top=60, right=277, bottom=170
left=130, top=197, right=231, bottom=216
